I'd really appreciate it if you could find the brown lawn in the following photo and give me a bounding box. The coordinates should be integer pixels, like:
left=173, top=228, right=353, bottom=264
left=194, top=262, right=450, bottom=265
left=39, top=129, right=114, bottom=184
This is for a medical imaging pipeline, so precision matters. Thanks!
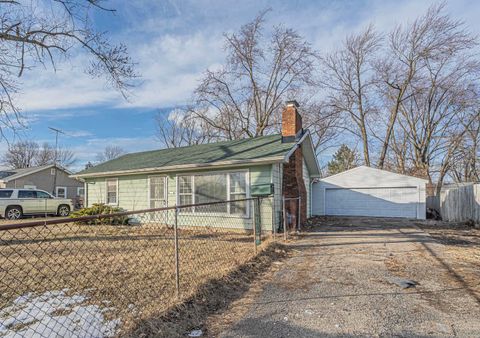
left=0, top=220, right=265, bottom=336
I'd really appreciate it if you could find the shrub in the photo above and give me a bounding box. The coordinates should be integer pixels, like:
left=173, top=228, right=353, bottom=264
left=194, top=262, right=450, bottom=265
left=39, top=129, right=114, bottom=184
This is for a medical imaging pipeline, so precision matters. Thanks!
left=70, top=203, right=129, bottom=225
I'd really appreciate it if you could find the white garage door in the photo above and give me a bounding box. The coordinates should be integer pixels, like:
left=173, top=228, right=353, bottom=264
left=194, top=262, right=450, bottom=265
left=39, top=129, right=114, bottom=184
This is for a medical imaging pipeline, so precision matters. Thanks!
left=325, top=187, right=418, bottom=218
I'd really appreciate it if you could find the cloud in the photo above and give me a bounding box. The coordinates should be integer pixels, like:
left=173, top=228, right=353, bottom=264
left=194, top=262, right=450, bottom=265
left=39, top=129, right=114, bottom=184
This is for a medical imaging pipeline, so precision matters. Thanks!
left=119, top=32, right=225, bottom=108
left=18, top=59, right=120, bottom=112
left=65, top=130, right=94, bottom=138
left=69, top=136, right=160, bottom=172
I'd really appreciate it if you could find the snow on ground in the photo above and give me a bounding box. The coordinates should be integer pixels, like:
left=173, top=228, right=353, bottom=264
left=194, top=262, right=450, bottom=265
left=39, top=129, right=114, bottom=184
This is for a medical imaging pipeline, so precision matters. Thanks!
left=0, top=289, right=120, bottom=338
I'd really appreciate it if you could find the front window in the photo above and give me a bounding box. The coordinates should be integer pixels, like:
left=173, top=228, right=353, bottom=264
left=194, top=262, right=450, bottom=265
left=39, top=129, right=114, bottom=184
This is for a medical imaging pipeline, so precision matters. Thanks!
left=229, top=172, right=247, bottom=215
left=178, top=176, right=193, bottom=211
left=106, top=179, right=117, bottom=204
left=177, top=171, right=248, bottom=215
left=195, top=174, right=228, bottom=213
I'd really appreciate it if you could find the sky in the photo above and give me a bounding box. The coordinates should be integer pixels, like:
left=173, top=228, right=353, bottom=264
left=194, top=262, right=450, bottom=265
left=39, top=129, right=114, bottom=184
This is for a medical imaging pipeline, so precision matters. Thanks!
left=9, top=0, right=480, bottom=171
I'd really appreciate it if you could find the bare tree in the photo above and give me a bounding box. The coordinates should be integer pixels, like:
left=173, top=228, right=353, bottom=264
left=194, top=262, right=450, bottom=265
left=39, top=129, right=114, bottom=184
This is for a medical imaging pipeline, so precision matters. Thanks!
left=193, top=10, right=317, bottom=140
left=54, top=147, right=77, bottom=168
left=2, top=140, right=76, bottom=168
left=96, top=145, right=125, bottom=163
left=34, top=142, right=55, bottom=166
left=0, top=0, right=137, bottom=138
left=2, top=140, right=38, bottom=168
left=444, top=110, right=480, bottom=183
left=155, top=108, right=217, bottom=148
left=375, top=2, right=477, bottom=169
left=320, top=25, right=381, bottom=166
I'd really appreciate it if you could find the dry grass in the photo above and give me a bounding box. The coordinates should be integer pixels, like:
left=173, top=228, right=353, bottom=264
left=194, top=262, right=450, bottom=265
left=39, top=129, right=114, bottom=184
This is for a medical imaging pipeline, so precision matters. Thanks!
left=0, top=220, right=270, bottom=336
left=417, top=221, right=480, bottom=299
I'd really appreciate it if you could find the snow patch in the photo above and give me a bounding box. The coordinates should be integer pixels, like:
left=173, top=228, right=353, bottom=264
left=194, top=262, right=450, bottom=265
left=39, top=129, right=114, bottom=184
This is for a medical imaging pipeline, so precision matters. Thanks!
left=0, top=290, right=120, bottom=338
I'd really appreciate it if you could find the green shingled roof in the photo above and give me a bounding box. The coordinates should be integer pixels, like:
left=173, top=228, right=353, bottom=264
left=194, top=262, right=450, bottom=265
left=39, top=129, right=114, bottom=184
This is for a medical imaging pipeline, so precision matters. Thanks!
left=76, top=134, right=295, bottom=176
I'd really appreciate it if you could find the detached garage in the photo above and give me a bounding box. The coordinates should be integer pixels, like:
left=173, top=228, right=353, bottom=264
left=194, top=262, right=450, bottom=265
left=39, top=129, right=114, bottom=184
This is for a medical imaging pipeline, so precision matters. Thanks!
left=312, top=166, right=428, bottom=220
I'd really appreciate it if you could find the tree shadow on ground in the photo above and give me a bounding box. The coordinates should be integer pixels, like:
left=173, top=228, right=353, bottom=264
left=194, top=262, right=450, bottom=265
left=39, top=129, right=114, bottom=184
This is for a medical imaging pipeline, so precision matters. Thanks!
left=123, top=242, right=289, bottom=338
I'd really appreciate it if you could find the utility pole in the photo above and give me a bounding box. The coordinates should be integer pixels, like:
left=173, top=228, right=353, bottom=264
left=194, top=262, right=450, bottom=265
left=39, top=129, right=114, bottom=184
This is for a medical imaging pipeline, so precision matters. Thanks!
left=48, top=127, right=65, bottom=196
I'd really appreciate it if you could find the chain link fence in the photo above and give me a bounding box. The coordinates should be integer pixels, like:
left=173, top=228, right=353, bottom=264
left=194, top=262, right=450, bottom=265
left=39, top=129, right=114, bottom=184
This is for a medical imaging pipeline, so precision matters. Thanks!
left=282, top=197, right=301, bottom=241
left=0, top=197, right=271, bottom=337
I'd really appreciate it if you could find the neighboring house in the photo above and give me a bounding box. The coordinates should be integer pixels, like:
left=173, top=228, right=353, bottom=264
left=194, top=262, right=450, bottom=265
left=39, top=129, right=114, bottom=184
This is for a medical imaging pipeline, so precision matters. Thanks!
left=312, top=166, right=428, bottom=220
left=0, top=164, right=85, bottom=205
left=72, top=101, right=321, bottom=231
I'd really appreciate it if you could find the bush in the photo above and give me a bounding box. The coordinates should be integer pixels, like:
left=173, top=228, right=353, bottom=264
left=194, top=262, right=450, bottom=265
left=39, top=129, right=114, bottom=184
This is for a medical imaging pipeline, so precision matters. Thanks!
left=70, top=203, right=129, bottom=225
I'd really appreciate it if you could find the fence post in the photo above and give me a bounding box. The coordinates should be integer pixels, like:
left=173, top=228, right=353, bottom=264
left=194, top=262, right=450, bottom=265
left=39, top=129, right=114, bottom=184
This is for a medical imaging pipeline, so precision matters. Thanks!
left=298, top=196, right=301, bottom=233
left=253, top=199, right=258, bottom=254
left=283, top=197, right=287, bottom=242
left=174, top=207, right=180, bottom=298
left=272, top=196, right=276, bottom=241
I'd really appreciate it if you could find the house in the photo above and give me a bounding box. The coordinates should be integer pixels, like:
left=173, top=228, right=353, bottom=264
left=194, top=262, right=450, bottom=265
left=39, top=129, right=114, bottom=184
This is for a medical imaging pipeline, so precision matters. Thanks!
left=312, top=166, right=428, bottom=220
left=0, top=164, right=85, bottom=203
left=72, top=101, right=321, bottom=231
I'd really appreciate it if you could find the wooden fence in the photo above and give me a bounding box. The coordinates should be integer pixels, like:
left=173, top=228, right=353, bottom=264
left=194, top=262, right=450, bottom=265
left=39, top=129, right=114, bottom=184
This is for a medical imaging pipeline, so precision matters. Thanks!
left=438, top=183, right=480, bottom=223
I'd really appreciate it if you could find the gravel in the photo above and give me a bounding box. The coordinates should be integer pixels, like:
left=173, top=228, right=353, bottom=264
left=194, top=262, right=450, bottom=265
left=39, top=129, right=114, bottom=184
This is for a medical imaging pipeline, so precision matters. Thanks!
left=219, top=217, right=480, bottom=337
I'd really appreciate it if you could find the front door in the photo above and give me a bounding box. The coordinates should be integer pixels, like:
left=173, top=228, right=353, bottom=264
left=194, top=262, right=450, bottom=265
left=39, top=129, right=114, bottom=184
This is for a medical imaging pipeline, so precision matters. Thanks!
left=149, top=176, right=167, bottom=222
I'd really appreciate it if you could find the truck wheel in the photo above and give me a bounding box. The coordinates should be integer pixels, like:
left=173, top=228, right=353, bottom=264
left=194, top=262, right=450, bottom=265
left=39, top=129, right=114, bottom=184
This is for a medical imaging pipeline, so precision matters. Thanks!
left=57, top=205, right=70, bottom=217
left=6, top=206, right=22, bottom=220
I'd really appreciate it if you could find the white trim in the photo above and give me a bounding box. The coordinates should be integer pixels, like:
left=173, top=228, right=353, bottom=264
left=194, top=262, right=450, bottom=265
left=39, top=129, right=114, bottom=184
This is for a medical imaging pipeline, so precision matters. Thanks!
left=105, top=178, right=118, bottom=206
left=71, top=157, right=284, bottom=179
left=55, top=186, right=67, bottom=198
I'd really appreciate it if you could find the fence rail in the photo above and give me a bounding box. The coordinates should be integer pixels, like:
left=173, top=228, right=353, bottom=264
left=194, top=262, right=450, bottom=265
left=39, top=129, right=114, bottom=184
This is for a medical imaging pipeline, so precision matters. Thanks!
left=0, top=197, right=270, bottom=337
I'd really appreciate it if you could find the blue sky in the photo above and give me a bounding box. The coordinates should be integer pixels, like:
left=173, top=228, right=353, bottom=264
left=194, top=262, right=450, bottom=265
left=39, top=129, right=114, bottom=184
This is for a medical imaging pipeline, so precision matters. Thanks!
left=11, top=0, right=480, bottom=171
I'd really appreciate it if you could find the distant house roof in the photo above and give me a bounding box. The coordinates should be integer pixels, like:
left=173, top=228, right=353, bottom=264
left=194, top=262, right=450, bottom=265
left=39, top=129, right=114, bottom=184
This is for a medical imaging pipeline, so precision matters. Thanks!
left=0, top=164, right=72, bottom=182
left=74, top=133, right=320, bottom=178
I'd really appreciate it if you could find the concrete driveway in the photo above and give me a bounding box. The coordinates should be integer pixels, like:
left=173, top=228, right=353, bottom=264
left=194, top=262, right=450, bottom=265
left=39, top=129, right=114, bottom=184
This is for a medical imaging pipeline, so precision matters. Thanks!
left=219, top=217, right=480, bottom=337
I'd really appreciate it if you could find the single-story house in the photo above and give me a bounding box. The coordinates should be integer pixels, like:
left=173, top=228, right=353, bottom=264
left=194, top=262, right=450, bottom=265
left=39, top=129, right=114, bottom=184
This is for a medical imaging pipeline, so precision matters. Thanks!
left=312, top=166, right=428, bottom=219
left=72, top=101, right=321, bottom=231
left=0, top=164, right=84, bottom=202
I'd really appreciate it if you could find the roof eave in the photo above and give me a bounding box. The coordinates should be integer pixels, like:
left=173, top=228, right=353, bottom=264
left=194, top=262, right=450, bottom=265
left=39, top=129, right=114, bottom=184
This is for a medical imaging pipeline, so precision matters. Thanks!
left=71, top=156, right=285, bottom=179
left=2, top=164, right=58, bottom=182
left=282, top=131, right=321, bottom=176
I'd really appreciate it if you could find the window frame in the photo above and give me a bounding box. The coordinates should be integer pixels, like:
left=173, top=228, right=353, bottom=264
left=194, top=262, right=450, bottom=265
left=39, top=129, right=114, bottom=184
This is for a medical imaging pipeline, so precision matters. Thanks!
left=55, top=186, right=67, bottom=198
left=77, top=187, right=85, bottom=197
left=176, top=170, right=250, bottom=217
left=105, top=178, right=118, bottom=205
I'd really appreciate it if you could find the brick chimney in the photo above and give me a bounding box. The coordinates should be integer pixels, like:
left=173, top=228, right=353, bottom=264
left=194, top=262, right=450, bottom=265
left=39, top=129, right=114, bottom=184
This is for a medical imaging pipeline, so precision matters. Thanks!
left=282, top=100, right=303, bottom=142
left=281, top=100, right=307, bottom=229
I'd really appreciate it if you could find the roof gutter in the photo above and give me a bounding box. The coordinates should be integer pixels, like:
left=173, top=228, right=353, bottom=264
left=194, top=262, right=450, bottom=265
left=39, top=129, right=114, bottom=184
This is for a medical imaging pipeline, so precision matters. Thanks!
left=71, top=156, right=285, bottom=179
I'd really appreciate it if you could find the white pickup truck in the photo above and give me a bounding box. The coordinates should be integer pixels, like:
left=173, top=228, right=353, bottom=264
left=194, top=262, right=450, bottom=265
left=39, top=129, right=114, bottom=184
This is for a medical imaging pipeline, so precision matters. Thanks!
left=0, top=189, right=73, bottom=220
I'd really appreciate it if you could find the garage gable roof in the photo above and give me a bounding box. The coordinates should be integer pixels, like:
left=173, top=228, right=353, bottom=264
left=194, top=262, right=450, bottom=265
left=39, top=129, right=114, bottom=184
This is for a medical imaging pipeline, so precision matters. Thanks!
left=0, top=164, right=72, bottom=182
left=319, top=166, right=428, bottom=187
